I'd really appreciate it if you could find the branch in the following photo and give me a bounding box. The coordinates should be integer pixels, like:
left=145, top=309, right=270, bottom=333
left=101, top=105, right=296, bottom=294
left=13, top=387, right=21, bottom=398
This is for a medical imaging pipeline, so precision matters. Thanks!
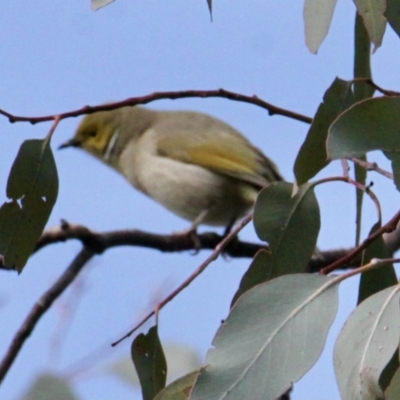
left=0, top=89, right=312, bottom=125
left=320, top=209, right=400, bottom=275
left=0, top=247, right=94, bottom=384
left=112, top=215, right=253, bottom=346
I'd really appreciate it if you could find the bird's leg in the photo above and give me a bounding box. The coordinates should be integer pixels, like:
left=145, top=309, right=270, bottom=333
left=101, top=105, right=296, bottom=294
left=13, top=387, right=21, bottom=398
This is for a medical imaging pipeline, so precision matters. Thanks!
left=173, top=209, right=209, bottom=252
left=222, top=216, right=238, bottom=237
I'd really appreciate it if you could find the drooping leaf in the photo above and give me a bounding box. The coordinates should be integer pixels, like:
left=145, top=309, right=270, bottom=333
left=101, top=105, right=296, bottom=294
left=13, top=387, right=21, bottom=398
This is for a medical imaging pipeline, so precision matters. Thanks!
left=353, top=12, right=374, bottom=246
left=303, top=0, right=338, bottom=53
left=384, top=151, right=400, bottom=191
left=353, top=0, right=387, bottom=52
left=191, top=274, right=339, bottom=400
left=21, top=373, right=79, bottom=400
left=91, top=0, right=114, bottom=11
left=154, top=371, right=199, bottom=400
left=386, top=0, right=400, bottom=38
left=334, top=285, right=400, bottom=400
left=327, top=97, right=400, bottom=160
left=358, top=222, right=397, bottom=304
left=131, top=326, right=167, bottom=400
left=0, top=139, right=58, bottom=272
left=253, top=182, right=320, bottom=277
left=294, top=77, right=354, bottom=184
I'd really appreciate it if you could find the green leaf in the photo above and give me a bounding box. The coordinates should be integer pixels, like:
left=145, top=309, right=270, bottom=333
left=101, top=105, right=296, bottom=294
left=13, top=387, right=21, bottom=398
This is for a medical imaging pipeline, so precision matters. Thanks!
left=334, top=285, right=400, bottom=400
left=327, top=97, right=400, bottom=160
left=21, top=373, right=79, bottom=400
left=358, top=222, right=397, bottom=304
left=385, top=368, right=400, bottom=400
left=303, top=0, right=338, bottom=54
left=353, top=0, right=387, bottom=52
left=253, top=182, right=320, bottom=276
left=108, top=343, right=200, bottom=387
left=353, top=12, right=374, bottom=246
left=230, top=250, right=271, bottom=307
left=131, top=326, right=167, bottom=400
left=386, top=0, right=400, bottom=38
left=0, top=139, right=58, bottom=272
left=154, top=371, right=199, bottom=400
left=384, top=151, right=400, bottom=191
left=294, top=77, right=354, bottom=184
left=191, top=274, right=339, bottom=400
left=91, top=0, right=114, bottom=11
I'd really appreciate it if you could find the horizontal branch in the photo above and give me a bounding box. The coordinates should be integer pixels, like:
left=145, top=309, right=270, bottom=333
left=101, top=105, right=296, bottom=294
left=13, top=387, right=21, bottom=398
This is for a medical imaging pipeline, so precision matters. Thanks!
left=0, top=89, right=312, bottom=125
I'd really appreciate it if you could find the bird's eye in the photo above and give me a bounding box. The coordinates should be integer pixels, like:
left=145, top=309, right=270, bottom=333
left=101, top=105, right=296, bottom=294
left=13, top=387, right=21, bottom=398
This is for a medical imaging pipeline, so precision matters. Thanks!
left=89, top=131, right=97, bottom=138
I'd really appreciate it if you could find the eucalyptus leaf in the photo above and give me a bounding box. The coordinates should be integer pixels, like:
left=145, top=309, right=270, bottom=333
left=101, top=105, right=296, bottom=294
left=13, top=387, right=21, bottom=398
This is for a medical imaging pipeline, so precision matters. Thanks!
left=191, top=274, right=338, bottom=400
left=334, top=285, right=400, bottom=400
left=358, top=222, right=397, bottom=304
left=91, top=0, right=114, bottom=11
left=384, top=151, right=400, bottom=191
left=155, top=371, right=199, bottom=400
left=386, top=0, right=400, bottom=38
left=353, top=0, right=387, bottom=52
left=294, top=77, right=354, bottom=184
left=303, top=0, right=338, bottom=54
left=131, top=326, right=167, bottom=400
left=0, top=139, right=58, bottom=272
left=253, top=182, right=320, bottom=277
left=327, top=97, right=400, bottom=160
left=385, top=368, right=400, bottom=400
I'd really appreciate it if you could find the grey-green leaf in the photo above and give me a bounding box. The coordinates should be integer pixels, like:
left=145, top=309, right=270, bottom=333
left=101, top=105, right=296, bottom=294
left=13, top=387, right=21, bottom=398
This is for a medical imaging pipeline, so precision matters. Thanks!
left=231, top=250, right=271, bottom=307
left=384, top=151, right=400, bottom=191
left=303, top=0, right=338, bottom=54
left=327, top=97, right=400, bottom=160
left=0, top=139, right=58, bottom=272
left=253, top=182, right=320, bottom=276
left=190, top=274, right=338, bottom=400
left=155, top=371, right=199, bottom=400
left=334, top=285, right=400, bottom=400
left=358, top=222, right=397, bottom=304
left=21, top=373, right=79, bottom=400
left=294, top=77, right=354, bottom=184
left=385, top=368, right=400, bottom=400
left=353, top=0, right=387, bottom=52
left=386, top=0, right=400, bottom=38
left=91, top=0, right=114, bottom=11
left=131, top=326, right=167, bottom=400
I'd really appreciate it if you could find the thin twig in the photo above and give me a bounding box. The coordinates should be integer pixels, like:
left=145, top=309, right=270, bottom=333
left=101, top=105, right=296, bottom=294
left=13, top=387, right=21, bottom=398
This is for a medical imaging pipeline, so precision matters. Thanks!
left=0, top=248, right=94, bottom=384
left=350, top=157, right=394, bottom=180
left=111, top=215, right=253, bottom=346
left=353, top=77, right=400, bottom=97
left=0, top=89, right=312, bottom=125
left=320, top=209, right=400, bottom=275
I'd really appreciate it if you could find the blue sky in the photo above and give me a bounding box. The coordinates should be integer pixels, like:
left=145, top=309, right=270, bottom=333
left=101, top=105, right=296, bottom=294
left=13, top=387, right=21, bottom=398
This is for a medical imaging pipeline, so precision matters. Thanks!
left=1, top=1, right=400, bottom=399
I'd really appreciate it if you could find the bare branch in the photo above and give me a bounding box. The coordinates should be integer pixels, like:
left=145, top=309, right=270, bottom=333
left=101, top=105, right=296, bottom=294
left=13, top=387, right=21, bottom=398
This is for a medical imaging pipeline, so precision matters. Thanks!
left=0, top=89, right=312, bottom=125
left=350, top=157, right=394, bottom=180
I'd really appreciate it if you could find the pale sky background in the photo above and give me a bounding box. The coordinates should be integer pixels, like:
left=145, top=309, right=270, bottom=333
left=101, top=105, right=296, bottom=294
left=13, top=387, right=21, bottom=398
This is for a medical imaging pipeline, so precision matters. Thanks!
left=1, top=1, right=400, bottom=399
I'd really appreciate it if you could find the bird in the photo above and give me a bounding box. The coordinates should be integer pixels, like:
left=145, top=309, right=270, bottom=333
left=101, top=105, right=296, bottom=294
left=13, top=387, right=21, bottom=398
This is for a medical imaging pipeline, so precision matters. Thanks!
left=59, top=106, right=283, bottom=229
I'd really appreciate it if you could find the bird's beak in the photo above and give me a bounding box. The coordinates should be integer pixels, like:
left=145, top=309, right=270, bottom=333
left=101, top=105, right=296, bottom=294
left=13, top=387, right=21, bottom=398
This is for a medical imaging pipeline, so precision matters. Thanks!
left=58, top=138, right=81, bottom=150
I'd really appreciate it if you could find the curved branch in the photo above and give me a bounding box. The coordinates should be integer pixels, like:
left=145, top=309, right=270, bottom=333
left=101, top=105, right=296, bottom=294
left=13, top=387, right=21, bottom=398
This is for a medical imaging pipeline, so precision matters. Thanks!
left=0, top=89, right=312, bottom=125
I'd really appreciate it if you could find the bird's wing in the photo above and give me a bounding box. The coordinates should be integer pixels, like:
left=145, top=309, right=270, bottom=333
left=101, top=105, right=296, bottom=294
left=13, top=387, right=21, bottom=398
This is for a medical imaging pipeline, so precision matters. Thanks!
left=154, top=113, right=282, bottom=188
